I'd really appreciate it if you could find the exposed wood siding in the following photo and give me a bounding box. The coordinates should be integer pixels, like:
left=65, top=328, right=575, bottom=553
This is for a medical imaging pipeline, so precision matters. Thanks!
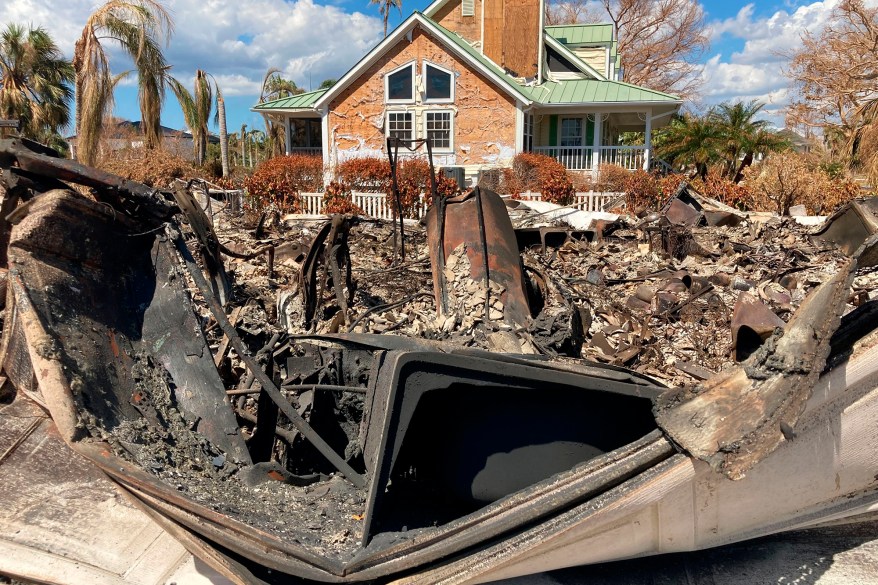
left=433, top=0, right=483, bottom=44
left=483, top=0, right=540, bottom=78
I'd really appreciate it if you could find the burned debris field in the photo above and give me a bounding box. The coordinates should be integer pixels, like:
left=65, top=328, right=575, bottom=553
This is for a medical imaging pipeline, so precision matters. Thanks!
left=1, top=138, right=878, bottom=583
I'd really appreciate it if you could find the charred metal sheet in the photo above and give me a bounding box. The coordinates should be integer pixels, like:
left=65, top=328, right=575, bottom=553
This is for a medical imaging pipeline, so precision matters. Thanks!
left=0, top=138, right=176, bottom=223
left=515, top=226, right=592, bottom=253
left=660, top=182, right=745, bottom=227
left=656, top=233, right=878, bottom=479
left=3, top=190, right=250, bottom=463
left=426, top=187, right=531, bottom=328
left=730, top=292, right=786, bottom=362
left=170, top=183, right=231, bottom=306
left=812, top=198, right=878, bottom=262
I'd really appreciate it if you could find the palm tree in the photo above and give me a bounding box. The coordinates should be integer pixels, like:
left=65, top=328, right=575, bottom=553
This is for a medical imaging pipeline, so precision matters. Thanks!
left=238, top=124, right=247, bottom=166
left=369, top=0, right=403, bottom=38
left=259, top=68, right=303, bottom=157
left=710, top=101, right=787, bottom=182
left=0, top=24, right=74, bottom=140
left=73, top=0, right=173, bottom=165
left=169, top=69, right=212, bottom=166
left=215, top=82, right=229, bottom=177
left=656, top=114, right=723, bottom=180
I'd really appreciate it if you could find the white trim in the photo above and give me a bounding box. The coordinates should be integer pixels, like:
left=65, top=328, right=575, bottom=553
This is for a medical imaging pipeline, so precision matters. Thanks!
left=422, top=61, right=455, bottom=104
left=423, top=109, right=454, bottom=153
left=320, top=108, right=330, bottom=178
left=515, top=106, right=524, bottom=152
left=424, top=0, right=448, bottom=17
left=385, top=61, right=417, bottom=104
left=284, top=116, right=292, bottom=155
left=643, top=108, right=652, bottom=171
left=313, top=13, right=533, bottom=110
left=538, top=0, right=545, bottom=82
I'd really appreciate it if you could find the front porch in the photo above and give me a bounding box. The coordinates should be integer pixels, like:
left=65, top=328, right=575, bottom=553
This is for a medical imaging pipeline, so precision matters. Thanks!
left=524, top=110, right=667, bottom=173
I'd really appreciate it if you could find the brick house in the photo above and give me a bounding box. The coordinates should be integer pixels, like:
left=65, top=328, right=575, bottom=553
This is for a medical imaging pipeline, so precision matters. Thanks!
left=253, top=0, right=682, bottom=184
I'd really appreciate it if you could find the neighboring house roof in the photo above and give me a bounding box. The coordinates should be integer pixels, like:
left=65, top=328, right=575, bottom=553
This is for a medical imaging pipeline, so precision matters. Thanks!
left=253, top=89, right=328, bottom=113
left=66, top=120, right=219, bottom=143
left=520, top=78, right=680, bottom=104
left=545, top=24, right=614, bottom=45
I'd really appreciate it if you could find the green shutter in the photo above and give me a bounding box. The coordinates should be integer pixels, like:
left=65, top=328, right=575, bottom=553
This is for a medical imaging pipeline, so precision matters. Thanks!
left=549, top=115, right=558, bottom=146
left=586, top=117, right=594, bottom=146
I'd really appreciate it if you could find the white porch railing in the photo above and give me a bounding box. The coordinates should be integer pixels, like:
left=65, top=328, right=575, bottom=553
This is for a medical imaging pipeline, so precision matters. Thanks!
left=299, top=191, right=621, bottom=219
left=516, top=191, right=623, bottom=212
left=531, top=146, right=647, bottom=171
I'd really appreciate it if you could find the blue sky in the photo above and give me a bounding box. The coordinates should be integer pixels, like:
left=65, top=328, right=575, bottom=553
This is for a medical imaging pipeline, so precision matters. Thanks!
left=4, top=0, right=859, bottom=136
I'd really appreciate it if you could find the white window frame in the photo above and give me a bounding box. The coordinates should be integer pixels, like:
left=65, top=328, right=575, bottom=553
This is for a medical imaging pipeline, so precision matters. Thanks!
left=523, top=113, right=534, bottom=152
left=423, top=110, right=454, bottom=153
left=422, top=61, right=455, bottom=104
left=385, top=61, right=416, bottom=104
left=386, top=110, right=415, bottom=143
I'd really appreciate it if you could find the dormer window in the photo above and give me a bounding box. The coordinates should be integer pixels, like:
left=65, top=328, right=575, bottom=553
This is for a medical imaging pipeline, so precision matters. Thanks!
left=424, top=62, right=454, bottom=102
left=386, top=62, right=415, bottom=103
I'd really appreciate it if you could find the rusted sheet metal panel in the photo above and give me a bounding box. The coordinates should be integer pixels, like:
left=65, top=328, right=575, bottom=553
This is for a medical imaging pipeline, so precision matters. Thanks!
left=812, top=197, right=878, bottom=258
left=730, top=292, right=786, bottom=362
left=426, top=187, right=531, bottom=328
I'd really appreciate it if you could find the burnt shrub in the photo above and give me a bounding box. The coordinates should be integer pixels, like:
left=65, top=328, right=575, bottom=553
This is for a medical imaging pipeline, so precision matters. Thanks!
left=322, top=181, right=364, bottom=215
left=336, top=156, right=391, bottom=192
left=244, top=154, right=323, bottom=213
left=502, top=153, right=574, bottom=205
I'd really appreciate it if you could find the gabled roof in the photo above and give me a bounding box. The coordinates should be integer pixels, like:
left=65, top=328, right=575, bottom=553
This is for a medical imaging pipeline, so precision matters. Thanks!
left=313, top=12, right=534, bottom=109
left=519, top=78, right=680, bottom=104
left=252, top=89, right=327, bottom=112
left=543, top=33, right=605, bottom=80
left=545, top=24, right=614, bottom=45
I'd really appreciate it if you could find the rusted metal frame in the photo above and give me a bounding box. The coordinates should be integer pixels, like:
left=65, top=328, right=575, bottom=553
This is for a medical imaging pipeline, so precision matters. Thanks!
left=168, top=223, right=366, bottom=488
left=301, top=220, right=334, bottom=330
left=386, top=136, right=438, bottom=264
left=473, top=186, right=492, bottom=322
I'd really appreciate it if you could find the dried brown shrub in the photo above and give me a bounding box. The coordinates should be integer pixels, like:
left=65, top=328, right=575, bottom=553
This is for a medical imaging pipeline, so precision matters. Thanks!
left=745, top=152, right=860, bottom=215
left=502, top=153, right=574, bottom=205
left=386, top=158, right=433, bottom=218
left=244, top=155, right=323, bottom=213
left=595, top=163, right=630, bottom=192
left=322, top=181, right=364, bottom=215
left=336, top=156, right=391, bottom=191
left=97, top=147, right=197, bottom=188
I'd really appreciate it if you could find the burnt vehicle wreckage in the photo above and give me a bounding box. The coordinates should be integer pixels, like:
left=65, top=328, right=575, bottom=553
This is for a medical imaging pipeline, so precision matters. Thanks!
left=0, top=137, right=878, bottom=584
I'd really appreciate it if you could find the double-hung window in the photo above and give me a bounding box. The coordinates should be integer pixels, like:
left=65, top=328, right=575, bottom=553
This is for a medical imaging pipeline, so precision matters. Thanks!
left=425, top=111, right=452, bottom=151
left=387, top=111, right=414, bottom=143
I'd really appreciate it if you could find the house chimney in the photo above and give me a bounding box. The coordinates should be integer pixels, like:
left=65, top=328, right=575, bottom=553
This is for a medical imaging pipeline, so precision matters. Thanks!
left=482, top=0, right=543, bottom=79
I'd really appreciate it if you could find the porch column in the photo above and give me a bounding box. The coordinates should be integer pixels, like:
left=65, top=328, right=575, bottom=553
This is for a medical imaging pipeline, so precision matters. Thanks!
left=643, top=110, right=652, bottom=171
left=591, top=113, right=603, bottom=181
left=284, top=116, right=292, bottom=156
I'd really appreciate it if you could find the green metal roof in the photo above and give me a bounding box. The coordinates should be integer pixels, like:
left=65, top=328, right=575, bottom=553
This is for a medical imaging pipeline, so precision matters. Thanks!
left=519, top=78, right=680, bottom=104
left=545, top=24, right=614, bottom=45
left=253, top=88, right=327, bottom=111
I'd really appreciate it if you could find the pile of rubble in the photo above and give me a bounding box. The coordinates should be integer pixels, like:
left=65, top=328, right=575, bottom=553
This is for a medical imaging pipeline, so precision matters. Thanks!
left=2, top=136, right=878, bottom=584
left=208, top=186, right=868, bottom=389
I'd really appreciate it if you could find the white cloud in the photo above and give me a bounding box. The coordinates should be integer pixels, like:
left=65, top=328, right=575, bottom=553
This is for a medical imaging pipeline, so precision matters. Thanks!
left=5, top=0, right=383, bottom=101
